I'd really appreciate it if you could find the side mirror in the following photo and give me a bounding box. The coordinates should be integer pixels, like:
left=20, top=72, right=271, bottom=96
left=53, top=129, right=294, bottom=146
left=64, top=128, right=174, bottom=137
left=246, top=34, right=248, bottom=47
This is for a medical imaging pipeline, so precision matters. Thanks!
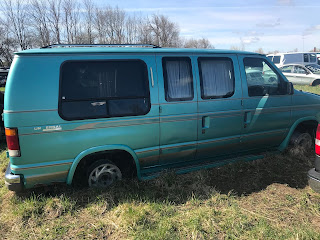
left=287, top=82, right=294, bottom=95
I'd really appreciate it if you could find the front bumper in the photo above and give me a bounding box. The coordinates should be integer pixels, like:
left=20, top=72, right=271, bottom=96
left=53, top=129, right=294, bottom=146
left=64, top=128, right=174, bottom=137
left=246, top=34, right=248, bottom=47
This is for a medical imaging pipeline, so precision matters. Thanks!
left=4, top=163, right=23, bottom=192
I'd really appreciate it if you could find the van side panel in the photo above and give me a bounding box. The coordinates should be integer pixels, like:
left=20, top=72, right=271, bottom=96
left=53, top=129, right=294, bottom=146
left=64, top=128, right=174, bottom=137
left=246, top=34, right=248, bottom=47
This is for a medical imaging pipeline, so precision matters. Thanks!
left=5, top=54, right=160, bottom=188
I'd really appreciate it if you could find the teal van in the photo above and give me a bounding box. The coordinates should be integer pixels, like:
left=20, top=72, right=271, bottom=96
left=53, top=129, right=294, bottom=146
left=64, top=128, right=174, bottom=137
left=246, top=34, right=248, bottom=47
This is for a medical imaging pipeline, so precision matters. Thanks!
left=4, top=44, right=320, bottom=192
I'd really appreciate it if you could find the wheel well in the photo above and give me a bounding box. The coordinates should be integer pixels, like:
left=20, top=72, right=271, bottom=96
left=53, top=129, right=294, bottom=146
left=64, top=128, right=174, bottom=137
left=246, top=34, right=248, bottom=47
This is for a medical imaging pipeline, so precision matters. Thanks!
left=292, top=120, right=318, bottom=140
left=311, top=79, right=320, bottom=86
left=72, top=150, right=137, bottom=186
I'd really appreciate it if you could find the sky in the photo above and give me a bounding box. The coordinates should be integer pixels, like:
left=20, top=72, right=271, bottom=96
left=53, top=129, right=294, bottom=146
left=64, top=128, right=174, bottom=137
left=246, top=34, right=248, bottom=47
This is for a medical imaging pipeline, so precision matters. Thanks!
left=97, top=0, right=320, bottom=53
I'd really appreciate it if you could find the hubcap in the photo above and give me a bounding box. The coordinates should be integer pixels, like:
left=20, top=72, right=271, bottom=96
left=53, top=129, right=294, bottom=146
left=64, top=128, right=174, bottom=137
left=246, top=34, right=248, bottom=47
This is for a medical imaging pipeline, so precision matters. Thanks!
left=88, top=163, right=122, bottom=188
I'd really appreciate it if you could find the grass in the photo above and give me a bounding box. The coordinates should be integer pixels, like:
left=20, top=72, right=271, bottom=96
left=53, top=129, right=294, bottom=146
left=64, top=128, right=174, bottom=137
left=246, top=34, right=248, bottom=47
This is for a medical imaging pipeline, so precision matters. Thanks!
left=294, top=85, right=320, bottom=94
left=1, top=85, right=320, bottom=239
left=1, top=147, right=320, bottom=239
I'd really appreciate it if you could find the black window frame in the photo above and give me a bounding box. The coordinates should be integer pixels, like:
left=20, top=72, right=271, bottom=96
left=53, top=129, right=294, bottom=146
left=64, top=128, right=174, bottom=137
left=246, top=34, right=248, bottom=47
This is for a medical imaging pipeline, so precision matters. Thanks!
left=244, top=57, right=288, bottom=97
left=304, top=54, right=309, bottom=62
left=198, top=57, right=235, bottom=100
left=58, top=59, right=151, bottom=121
left=162, top=57, right=194, bottom=102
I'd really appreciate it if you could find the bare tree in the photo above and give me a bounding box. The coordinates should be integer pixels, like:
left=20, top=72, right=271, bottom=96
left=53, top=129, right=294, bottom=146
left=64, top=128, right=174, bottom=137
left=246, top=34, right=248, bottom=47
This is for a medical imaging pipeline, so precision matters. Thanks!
left=137, top=17, right=153, bottom=45
left=255, top=48, right=264, bottom=54
left=62, top=0, right=81, bottom=44
left=48, top=0, right=62, bottom=44
left=83, top=0, right=95, bottom=44
left=94, top=8, right=107, bottom=44
left=105, top=6, right=126, bottom=44
left=184, top=38, right=213, bottom=48
left=0, top=21, right=16, bottom=65
left=148, top=14, right=180, bottom=47
left=29, top=0, right=51, bottom=47
left=1, top=0, right=31, bottom=50
left=125, top=14, right=141, bottom=44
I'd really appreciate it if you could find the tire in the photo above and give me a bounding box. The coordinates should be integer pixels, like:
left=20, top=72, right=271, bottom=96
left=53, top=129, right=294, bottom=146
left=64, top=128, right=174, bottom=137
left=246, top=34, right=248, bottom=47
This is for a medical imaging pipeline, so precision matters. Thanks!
left=87, top=159, right=122, bottom=188
left=311, top=79, right=320, bottom=86
left=289, top=131, right=313, bottom=154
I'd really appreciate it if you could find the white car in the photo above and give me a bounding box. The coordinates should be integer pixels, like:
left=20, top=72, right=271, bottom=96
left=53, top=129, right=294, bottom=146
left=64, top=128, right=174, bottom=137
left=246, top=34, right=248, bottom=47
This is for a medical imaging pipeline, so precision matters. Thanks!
left=279, top=64, right=320, bottom=86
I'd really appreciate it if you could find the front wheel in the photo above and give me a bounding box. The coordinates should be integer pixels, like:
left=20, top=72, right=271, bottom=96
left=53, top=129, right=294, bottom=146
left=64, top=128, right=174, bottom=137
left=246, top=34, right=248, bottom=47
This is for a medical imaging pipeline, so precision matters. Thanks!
left=87, top=159, right=122, bottom=188
left=289, top=131, right=313, bottom=155
left=311, top=79, right=320, bottom=86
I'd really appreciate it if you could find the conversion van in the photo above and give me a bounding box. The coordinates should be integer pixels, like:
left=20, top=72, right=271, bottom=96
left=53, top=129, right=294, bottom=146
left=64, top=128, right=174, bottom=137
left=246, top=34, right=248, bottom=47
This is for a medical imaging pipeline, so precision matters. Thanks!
left=267, top=52, right=318, bottom=67
left=4, top=44, right=320, bottom=192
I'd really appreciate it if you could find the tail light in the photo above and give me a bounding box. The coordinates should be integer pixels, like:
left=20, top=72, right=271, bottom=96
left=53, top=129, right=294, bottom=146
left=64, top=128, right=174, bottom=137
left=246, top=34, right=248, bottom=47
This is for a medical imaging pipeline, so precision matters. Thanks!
left=316, top=124, right=320, bottom=155
left=5, top=128, right=20, bottom=157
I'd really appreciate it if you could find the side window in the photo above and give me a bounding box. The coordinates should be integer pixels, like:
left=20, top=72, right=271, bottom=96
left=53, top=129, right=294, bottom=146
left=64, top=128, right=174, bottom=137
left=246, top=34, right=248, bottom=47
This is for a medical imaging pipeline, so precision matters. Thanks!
left=198, top=57, right=235, bottom=99
left=310, top=54, right=316, bottom=63
left=304, top=54, right=309, bottom=62
left=293, top=66, right=307, bottom=74
left=59, top=60, right=150, bottom=120
left=162, top=57, right=193, bottom=101
left=280, top=65, right=294, bottom=73
left=244, top=57, right=287, bottom=97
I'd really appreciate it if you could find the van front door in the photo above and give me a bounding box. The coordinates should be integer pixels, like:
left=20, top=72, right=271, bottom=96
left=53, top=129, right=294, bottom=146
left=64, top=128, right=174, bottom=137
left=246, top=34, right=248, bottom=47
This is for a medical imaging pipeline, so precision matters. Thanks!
left=156, top=55, right=198, bottom=166
left=239, top=55, right=291, bottom=153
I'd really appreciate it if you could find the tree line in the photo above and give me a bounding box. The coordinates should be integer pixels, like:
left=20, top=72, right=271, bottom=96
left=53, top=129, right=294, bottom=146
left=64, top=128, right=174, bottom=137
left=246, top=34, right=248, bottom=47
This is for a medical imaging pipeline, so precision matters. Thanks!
left=0, top=0, right=213, bottom=66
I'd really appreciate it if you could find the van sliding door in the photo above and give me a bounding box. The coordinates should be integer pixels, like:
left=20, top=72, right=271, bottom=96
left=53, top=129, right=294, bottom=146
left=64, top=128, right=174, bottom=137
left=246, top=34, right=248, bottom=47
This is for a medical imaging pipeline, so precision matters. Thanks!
left=156, top=54, right=198, bottom=166
left=194, top=54, right=243, bottom=161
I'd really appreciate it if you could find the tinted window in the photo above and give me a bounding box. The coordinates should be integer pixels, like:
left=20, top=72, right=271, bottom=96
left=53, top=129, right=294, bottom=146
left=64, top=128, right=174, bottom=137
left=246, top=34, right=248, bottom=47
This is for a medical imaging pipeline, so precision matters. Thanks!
left=310, top=54, right=317, bottom=63
left=267, top=56, right=273, bottom=61
left=163, top=57, right=193, bottom=101
left=272, top=56, right=281, bottom=64
left=244, top=57, right=287, bottom=97
left=198, top=57, right=235, bottom=99
left=304, top=54, right=309, bottom=62
left=60, top=60, right=150, bottom=120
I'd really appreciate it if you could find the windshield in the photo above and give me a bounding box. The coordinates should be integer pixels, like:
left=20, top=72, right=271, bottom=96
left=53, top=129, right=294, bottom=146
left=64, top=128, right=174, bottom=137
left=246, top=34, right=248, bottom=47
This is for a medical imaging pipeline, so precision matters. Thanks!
left=272, top=56, right=281, bottom=64
left=305, top=64, right=320, bottom=73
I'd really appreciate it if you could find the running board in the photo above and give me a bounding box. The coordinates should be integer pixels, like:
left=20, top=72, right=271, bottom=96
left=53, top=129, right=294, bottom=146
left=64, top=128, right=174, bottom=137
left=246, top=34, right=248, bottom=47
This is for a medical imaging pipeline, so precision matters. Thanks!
left=140, top=154, right=266, bottom=181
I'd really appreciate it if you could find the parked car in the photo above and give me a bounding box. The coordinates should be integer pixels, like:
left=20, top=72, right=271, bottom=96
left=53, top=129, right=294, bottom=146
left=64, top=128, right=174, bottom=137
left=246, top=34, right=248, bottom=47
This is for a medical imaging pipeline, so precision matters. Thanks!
left=0, top=68, right=9, bottom=87
left=279, top=64, right=320, bottom=86
left=267, top=52, right=318, bottom=67
left=4, top=44, right=320, bottom=192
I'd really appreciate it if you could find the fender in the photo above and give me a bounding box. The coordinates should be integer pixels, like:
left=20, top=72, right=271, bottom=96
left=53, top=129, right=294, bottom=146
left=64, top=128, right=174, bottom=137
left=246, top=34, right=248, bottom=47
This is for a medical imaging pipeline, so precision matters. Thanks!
left=279, top=116, right=318, bottom=151
left=66, top=144, right=141, bottom=185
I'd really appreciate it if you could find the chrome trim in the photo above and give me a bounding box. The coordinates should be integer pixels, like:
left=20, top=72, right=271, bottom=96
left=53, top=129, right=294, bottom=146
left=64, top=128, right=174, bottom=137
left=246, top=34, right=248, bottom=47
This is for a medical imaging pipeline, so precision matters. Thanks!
left=4, top=109, right=57, bottom=113
left=150, top=67, right=154, bottom=87
left=5, top=163, right=21, bottom=184
left=199, top=98, right=242, bottom=102
left=243, top=129, right=287, bottom=137
left=198, top=136, right=240, bottom=145
left=26, top=171, right=68, bottom=184
left=161, top=142, right=197, bottom=150
left=135, top=148, right=159, bottom=154
left=11, top=161, right=73, bottom=171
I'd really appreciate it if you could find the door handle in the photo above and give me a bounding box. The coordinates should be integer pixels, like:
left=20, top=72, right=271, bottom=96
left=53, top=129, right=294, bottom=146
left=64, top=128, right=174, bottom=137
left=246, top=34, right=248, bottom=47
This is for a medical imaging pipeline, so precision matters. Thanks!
left=202, top=116, right=210, bottom=134
left=244, top=111, right=251, bottom=128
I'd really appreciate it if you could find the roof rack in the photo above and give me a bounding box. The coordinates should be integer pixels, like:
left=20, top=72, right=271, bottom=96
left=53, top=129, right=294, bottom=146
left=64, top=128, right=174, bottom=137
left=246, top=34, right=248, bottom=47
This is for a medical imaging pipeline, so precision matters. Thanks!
left=41, top=44, right=161, bottom=49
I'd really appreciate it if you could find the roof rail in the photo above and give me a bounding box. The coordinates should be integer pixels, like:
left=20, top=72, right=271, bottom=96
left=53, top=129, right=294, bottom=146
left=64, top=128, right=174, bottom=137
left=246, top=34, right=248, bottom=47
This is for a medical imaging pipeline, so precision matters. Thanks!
left=41, top=44, right=161, bottom=49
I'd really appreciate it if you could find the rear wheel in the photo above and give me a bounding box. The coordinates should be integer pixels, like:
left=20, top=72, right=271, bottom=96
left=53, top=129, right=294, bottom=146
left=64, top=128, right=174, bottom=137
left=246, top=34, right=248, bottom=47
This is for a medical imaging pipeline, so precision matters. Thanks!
left=87, top=159, right=122, bottom=188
